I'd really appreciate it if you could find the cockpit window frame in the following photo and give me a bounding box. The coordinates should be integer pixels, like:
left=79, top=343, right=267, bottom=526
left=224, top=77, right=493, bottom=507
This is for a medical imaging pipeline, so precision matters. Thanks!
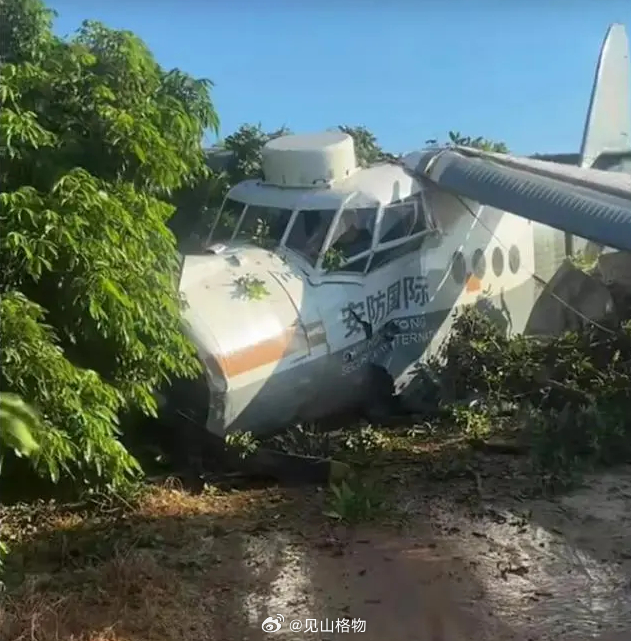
left=231, top=204, right=249, bottom=240
left=206, top=193, right=231, bottom=245
left=208, top=197, right=299, bottom=249
left=311, top=189, right=435, bottom=279
left=206, top=195, right=250, bottom=247
left=364, top=191, right=434, bottom=274
left=314, top=193, right=359, bottom=272
left=231, top=203, right=294, bottom=247
left=283, top=207, right=340, bottom=267
left=377, top=199, right=419, bottom=244
left=207, top=186, right=435, bottom=281
left=279, top=208, right=301, bottom=246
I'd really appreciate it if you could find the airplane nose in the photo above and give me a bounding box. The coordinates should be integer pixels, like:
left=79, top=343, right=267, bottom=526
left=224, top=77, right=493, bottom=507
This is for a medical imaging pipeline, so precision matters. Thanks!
left=176, top=322, right=229, bottom=435
left=178, top=248, right=317, bottom=436
left=202, top=353, right=229, bottom=433
left=201, top=351, right=228, bottom=394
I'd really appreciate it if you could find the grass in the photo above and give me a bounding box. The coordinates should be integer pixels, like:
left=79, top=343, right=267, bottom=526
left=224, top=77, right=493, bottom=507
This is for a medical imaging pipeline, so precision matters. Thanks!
left=1, top=479, right=320, bottom=641
left=0, top=425, right=443, bottom=641
left=1, top=418, right=622, bottom=641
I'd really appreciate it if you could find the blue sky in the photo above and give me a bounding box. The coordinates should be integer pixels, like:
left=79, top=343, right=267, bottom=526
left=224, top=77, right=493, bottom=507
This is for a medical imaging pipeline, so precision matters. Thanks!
left=48, top=1, right=630, bottom=155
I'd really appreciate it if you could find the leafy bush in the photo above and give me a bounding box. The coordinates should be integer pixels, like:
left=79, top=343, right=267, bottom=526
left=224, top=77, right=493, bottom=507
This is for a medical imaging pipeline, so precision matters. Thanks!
left=325, top=475, right=385, bottom=523
left=0, top=0, right=218, bottom=490
left=0, top=393, right=41, bottom=469
left=425, top=131, right=509, bottom=153
left=0, top=392, right=41, bottom=587
left=437, top=307, right=631, bottom=474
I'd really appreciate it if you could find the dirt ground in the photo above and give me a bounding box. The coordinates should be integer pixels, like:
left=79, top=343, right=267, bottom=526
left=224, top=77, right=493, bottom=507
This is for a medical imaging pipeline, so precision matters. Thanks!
left=2, top=440, right=631, bottom=641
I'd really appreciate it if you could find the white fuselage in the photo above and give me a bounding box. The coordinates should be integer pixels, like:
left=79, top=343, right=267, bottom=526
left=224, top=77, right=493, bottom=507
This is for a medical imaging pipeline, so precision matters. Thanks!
left=176, top=22, right=631, bottom=437
left=178, top=156, right=545, bottom=437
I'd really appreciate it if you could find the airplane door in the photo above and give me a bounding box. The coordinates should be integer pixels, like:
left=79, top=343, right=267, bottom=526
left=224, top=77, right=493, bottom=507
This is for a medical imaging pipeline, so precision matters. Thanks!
left=317, top=251, right=430, bottom=386
left=271, top=265, right=370, bottom=414
left=318, top=281, right=367, bottom=354
left=314, top=278, right=372, bottom=410
left=267, top=264, right=330, bottom=410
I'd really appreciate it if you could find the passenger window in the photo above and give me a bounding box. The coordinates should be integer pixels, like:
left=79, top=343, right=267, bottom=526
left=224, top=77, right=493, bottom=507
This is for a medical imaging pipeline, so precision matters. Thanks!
left=235, top=205, right=293, bottom=248
left=379, top=195, right=426, bottom=243
left=210, top=198, right=245, bottom=242
left=285, top=209, right=336, bottom=265
left=328, top=207, right=377, bottom=261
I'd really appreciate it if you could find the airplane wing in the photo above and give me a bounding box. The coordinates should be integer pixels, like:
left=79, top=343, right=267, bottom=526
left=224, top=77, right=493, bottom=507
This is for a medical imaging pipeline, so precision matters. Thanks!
left=415, top=146, right=631, bottom=253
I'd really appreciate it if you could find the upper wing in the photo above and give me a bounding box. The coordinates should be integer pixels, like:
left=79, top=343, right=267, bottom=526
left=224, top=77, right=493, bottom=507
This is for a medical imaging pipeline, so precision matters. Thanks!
left=413, top=147, right=631, bottom=252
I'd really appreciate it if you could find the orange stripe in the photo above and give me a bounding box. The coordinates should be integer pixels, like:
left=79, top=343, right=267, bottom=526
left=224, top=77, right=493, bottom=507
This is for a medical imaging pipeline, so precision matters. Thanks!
left=466, top=274, right=481, bottom=292
left=219, top=322, right=327, bottom=378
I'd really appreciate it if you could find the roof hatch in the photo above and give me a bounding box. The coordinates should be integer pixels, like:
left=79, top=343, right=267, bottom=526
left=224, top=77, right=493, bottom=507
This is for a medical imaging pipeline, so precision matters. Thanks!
left=261, top=131, right=358, bottom=188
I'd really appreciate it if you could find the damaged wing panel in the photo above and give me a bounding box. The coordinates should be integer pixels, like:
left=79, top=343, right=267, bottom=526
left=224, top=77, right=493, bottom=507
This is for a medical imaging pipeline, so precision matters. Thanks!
left=420, top=149, right=631, bottom=253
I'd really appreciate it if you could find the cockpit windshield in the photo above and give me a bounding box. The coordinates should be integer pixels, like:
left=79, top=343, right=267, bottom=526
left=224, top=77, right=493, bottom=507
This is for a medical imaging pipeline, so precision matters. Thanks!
left=328, top=207, right=376, bottom=257
left=285, top=209, right=337, bottom=265
left=234, top=205, right=293, bottom=248
left=210, top=198, right=245, bottom=243
left=210, top=199, right=293, bottom=248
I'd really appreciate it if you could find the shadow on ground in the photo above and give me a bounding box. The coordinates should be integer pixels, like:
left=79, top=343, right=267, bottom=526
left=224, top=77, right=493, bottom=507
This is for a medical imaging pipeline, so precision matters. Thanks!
left=380, top=432, right=631, bottom=641
left=2, top=441, right=631, bottom=641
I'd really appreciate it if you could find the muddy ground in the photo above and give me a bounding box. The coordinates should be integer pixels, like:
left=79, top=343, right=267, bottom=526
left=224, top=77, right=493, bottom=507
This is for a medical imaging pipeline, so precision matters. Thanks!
left=1, top=431, right=631, bottom=641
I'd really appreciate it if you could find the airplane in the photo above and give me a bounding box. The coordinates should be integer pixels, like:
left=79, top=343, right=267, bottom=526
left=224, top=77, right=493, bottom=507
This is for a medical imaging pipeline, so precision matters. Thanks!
left=160, top=23, right=631, bottom=446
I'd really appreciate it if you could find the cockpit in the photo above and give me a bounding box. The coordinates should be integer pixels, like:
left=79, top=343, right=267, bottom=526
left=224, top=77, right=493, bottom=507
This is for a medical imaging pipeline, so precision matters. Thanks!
left=208, top=184, right=434, bottom=276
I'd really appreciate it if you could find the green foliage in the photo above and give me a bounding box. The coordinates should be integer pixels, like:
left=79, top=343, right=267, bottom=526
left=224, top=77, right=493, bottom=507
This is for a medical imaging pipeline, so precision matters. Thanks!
left=568, top=249, right=599, bottom=273
left=438, top=306, right=535, bottom=402
left=0, top=0, right=218, bottom=490
left=233, top=274, right=270, bottom=300
left=0, top=391, right=41, bottom=588
left=427, top=131, right=509, bottom=153
left=529, top=403, right=629, bottom=475
left=0, top=0, right=56, bottom=65
left=270, top=423, right=336, bottom=458
left=168, top=152, right=232, bottom=250
left=269, top=423, right=389, bottom=465
left=325, top=474, right=385, bottom=523
left=438, top=307, right=631, bottom=477
left=225, top=430, right=260, bottom=459
left=322, top=247, right=347, bottom=272
left=0, top=393, right=41, bottom=464
left=338, top=125, right=398, bottom=167
left=0, top=538, right=6, bottom=587
left=342, top=426, right=388, bottom=457
left=249, top=216, right=274, bottom=249
left=451, top=405, right=492, bottom=441
left=222, top=123, right=291, bottom=184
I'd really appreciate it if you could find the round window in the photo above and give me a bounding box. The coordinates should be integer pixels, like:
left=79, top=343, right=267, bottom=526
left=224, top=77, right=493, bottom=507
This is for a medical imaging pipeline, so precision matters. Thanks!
left=492, top=247, right=504, bottom=277
left=451, top=251, right=466, bottom=284
left=472, top=248, right=486, bottom=279
left=508, top=245, right=520, bottom=274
